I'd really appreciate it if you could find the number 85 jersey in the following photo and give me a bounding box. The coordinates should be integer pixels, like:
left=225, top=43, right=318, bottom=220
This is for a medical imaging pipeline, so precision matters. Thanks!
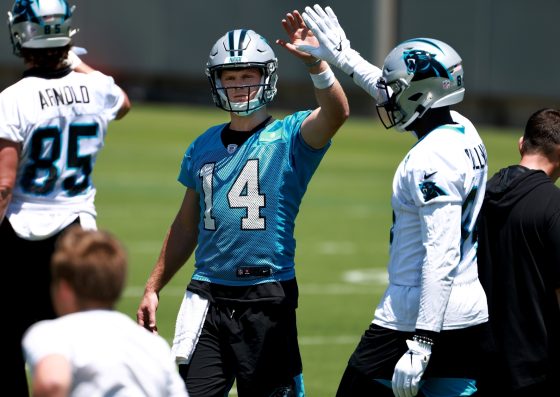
left=0, top=69, right=126, bottom=240
left=179, top=111, right=329, bottom=286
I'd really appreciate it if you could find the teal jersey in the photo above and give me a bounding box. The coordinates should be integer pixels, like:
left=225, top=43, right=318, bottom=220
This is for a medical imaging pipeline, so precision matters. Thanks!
left=179, top=111, right=329, bottom=286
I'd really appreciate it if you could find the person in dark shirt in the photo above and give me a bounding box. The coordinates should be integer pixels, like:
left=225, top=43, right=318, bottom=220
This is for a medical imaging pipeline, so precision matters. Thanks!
left=477, top=108, right=560, bottom=397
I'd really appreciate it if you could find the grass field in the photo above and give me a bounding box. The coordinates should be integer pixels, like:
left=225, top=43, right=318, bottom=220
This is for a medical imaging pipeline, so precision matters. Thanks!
left=93, top=103, right=522, bottom=395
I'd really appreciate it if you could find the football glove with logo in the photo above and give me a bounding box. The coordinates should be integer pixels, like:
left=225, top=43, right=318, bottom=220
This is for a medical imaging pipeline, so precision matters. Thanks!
left=298, top=4, right=363, bottom=76
left=392, top=338, right=432, bottom=397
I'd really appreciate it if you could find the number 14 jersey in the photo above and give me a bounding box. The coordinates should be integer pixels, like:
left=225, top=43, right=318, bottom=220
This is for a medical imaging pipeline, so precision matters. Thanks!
left=179, top=111, right=329, bottom=286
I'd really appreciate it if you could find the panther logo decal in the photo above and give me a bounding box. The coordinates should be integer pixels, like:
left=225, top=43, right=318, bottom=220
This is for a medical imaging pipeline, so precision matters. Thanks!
left=419, top=181, right=448, bottom=202
left=403, top=50, right=449, bottom=82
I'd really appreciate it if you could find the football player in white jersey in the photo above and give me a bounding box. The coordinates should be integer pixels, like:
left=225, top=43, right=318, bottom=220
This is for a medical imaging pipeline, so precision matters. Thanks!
left=0, top=1, right=131, bottom=394
left=136, top=11, right=349, bottom=397
left=299, top=5, right=489, bottom=397
left=22, top=226, right=189, bottom=397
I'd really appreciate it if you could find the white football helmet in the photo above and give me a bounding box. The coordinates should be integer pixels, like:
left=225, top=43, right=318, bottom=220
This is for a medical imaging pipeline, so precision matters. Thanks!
left=376, top=38, right=465, bottom=131
left=8, top=0, right=77, bottom=57
left=206, top=29, right=278, bottom=116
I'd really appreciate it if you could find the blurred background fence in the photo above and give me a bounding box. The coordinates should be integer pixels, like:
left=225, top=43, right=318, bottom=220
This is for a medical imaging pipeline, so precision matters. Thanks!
left=0, top=0, right=558, bottom=127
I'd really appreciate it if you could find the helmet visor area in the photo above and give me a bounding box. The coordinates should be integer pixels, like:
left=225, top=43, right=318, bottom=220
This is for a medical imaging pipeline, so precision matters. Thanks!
left=375, top=79, right=403, bottom=129
left=207, top=62, right=277, bottom=114
left=216, top=82, right=267, bottom=113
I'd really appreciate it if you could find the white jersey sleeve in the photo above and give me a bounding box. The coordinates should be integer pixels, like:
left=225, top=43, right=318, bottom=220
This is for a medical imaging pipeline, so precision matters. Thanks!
left=351, top=60, right=387, bottom=104
left=89, top=71, right=126, bottom=121
left=416, top=202, right=461, bottom=331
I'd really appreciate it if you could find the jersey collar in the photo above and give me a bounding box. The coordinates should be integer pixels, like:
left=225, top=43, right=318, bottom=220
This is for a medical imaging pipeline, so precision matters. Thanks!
left=23, top=66, right=73, bottom=79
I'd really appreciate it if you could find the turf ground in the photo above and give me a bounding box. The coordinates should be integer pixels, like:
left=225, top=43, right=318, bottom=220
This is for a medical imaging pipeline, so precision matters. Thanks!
left=93, top=103, right=521, bottom=396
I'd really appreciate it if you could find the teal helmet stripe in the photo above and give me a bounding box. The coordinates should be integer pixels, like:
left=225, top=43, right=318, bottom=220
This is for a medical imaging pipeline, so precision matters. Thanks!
left=237, top=29, right=248, bottom=56
left=228, top=30, right=235, bottom=57
left=227, top=29, right=249, bottom=57
left=13, top=0, right=72, bottom=24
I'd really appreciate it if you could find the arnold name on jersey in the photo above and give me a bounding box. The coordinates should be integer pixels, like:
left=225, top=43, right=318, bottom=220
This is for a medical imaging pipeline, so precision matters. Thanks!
left=38, top=85, right=90, bottom=110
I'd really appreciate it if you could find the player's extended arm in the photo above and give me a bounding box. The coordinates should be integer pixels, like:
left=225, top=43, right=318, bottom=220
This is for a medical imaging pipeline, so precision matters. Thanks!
left=299, top=4, right=386, bottom=101
left=32, top=354, right=72, bottom=397
left=137, top=188, right=200, bottom=333
left=0, top=139, right=19, bottom=224
left=277, top=9, right=349, bottom=149
left=64, top=49, right=131, bottom=120
left=115, top=92, right=131, bottom=120
left=301, top=60, right=349, bottom=149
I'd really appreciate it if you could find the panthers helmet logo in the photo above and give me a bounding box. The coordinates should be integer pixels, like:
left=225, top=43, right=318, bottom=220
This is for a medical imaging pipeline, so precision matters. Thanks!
left=403, top=50, right=449, bottom=82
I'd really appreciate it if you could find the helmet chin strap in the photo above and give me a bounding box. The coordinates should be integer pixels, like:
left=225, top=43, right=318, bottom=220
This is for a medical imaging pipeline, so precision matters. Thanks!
left=220, top=88, right=265, bottom=116
left=396, top=110, right=420, bottom=131
left=397, top=102, right=428, bottom=132
left=233, top=104, right=264, bottom=117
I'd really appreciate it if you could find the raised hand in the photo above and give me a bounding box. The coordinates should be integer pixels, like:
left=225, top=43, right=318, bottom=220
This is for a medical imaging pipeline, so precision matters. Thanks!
left=276, top=9, right=321, bottom=65
left=298, top=4, right=362, bottom=75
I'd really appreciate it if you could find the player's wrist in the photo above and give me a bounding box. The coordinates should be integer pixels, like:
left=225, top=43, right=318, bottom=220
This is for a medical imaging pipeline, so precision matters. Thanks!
left=309, top=66, right=335, bottom=89
left=414, top=329, right=439, bottom=345
left=411, top=335, right=434, bottom=352
left=338, top=48, right=363, bottom=76
left=304, top=57, right=322, bottom=68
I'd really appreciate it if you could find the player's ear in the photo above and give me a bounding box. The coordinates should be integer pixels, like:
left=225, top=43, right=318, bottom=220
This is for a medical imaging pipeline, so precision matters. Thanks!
left=51, top=279, right=76, bottom=316
left=518, top=136, right=524, bottom=156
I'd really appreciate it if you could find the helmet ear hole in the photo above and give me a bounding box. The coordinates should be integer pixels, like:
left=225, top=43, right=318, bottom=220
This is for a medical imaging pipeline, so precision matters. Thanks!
left=408, top=93, right=423, bottom=101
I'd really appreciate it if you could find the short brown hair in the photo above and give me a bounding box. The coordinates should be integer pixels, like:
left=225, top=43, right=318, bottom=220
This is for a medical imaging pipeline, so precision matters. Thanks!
left=20, top=45, right=70, bottom=70
left=522, top=108, right=560, bottom=156
left=51, top=226, right=127, bottom=307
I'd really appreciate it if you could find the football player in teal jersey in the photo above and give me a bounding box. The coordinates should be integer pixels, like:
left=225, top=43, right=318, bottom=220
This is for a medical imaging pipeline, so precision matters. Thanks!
left=137, top=11, right=349, bottom=397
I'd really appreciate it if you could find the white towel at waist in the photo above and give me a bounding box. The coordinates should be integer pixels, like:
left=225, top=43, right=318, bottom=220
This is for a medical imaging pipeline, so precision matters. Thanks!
left=171, top=290, right=210, bottom=365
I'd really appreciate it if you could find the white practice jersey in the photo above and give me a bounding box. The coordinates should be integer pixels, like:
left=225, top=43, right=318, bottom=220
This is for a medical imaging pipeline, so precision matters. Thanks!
left=373, top=111, right=489, bottom=332
left=0, top=69, right=125, bottom=239
left=23, top=310, right=189, bottom=397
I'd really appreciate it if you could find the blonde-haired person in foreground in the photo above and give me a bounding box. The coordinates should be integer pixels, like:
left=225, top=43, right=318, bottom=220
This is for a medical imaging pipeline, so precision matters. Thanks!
left=22, top=226, right=189, bottom=397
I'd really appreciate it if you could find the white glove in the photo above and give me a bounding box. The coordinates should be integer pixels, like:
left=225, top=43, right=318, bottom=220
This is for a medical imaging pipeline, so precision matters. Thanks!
left=71, top=46, right=88, bottom=56
left=298, top=4, right=363, bottom=75
left=392, top=339, right=432, bottom=397
left=63, top=46, right=87, bottom=69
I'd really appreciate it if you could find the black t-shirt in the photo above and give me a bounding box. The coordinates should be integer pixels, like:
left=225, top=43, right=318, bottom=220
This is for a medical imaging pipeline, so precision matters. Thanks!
left=477, top=166, right=560, bottom=389
left=220, top=116, right=273, bottom=148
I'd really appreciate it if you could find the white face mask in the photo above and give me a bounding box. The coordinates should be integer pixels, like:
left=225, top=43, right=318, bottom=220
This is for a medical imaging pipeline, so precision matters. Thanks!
left=216, top=76, right=266, bottom=116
